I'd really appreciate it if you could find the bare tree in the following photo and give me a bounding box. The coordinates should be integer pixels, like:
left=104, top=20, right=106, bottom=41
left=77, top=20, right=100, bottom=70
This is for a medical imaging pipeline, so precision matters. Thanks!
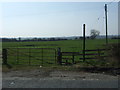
left=90, top=29, right=100, bottom=39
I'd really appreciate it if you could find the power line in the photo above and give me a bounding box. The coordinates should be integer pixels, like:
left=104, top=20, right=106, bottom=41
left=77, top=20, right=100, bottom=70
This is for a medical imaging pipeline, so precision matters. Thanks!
left=97, top=0, right=117, bottom=18
left=97, top=0, right=117, bottom=21
left=96, top=0, right=117, bottom=27
left=107, top=0, right=116, bottom=5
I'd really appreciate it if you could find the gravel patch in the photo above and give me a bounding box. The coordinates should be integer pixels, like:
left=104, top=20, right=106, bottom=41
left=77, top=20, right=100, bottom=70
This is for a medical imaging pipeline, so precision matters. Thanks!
left=2, top=69, right=119, bottom=88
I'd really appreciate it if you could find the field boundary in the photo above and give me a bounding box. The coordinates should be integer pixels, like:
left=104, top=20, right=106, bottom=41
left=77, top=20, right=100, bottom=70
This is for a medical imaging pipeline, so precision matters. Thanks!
left=2, top=47, right=110, bottom=66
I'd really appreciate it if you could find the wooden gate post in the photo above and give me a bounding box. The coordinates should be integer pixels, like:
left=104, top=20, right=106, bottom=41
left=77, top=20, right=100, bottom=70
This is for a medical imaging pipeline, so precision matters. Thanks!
left=2, top=49, right=8, bottom=65
left=57, top=47, right=62, bottom=65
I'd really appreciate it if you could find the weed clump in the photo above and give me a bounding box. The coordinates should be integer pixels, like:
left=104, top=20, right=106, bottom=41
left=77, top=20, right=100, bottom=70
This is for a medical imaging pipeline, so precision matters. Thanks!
left=105, top=43, right=120, bottom=68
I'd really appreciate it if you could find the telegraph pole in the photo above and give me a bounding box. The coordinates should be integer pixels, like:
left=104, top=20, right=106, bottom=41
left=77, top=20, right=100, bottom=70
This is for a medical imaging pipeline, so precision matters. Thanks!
left=105, top=4, right=108, bottom=44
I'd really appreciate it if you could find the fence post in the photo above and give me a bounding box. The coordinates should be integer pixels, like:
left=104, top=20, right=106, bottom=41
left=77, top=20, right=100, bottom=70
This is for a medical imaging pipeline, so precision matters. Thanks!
left=83, top=24, right=86, bottom=62
left=72, top=54, right=75, bottom=64
left=17, top=48, right=19, bottom=64
left=2, top=49, right=8, bottom=65
left=98, top=49, right=101, bottom=57
left=42, top=48, right=43, bottom=66
left=29, top=48, right=31, bottom=65
left=55, top=49, right=57, bottom=64
left=57, top=47, right=62, bottom=65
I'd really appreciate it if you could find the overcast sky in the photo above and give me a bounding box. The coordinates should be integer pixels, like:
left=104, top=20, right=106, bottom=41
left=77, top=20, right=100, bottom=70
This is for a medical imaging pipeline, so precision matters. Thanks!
left=0, top=1, right=118, bottom=38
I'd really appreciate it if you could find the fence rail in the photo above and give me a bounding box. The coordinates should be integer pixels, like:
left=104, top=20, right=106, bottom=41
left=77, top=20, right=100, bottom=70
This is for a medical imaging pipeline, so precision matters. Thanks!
left=80, top=48, right=109, bottom=60
left=59, top=48, right=109, bottom=65
left=83, top=49, right=110, bottom=52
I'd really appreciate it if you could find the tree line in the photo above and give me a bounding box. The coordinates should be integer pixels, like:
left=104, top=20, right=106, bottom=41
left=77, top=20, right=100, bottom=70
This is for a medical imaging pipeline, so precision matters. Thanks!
left=1, top=37, right=68, bottom=42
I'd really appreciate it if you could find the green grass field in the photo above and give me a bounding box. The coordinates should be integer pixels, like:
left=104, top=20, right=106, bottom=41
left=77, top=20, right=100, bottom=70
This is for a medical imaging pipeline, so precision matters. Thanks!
left=2, top=39, right=118, bottom=51
left=2, top=39, right=118, bottom=68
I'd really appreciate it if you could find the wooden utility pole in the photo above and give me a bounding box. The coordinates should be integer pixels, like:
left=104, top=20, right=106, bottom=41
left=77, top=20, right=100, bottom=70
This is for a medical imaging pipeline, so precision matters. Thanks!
left=83, top=24, right=85, bottom=62
left=105, top=4, right=108, bottom=44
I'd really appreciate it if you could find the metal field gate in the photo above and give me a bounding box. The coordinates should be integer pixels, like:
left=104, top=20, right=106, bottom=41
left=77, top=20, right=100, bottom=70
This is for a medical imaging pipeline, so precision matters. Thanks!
left=6, top=48, right=57, bottom=66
